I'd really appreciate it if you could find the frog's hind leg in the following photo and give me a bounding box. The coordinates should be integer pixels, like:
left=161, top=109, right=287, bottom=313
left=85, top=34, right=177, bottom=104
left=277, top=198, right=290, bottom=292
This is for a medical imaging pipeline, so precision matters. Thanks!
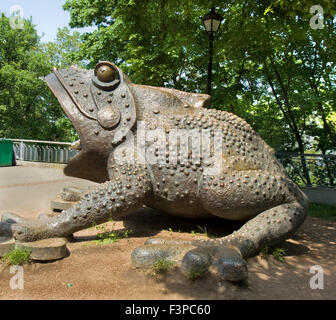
left=199, top=170, right=299, bottom=221
left=193, top=170, right=309, bottom=280
left=132, top=171, right=309, bottom=282
left=180, top=198, right=307, bottom=282
left=198, top=170, right=309, bottom=257
left=219, top=199, right=308, bottom=259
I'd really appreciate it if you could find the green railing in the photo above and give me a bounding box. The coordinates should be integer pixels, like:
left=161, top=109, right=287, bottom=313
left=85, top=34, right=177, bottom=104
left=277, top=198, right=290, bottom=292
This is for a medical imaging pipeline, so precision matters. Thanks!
left=6, top=139, right=336, bottom=188
left=11, top=139, right=78, bottom=164
left=276, top=152, right=336, bottom=188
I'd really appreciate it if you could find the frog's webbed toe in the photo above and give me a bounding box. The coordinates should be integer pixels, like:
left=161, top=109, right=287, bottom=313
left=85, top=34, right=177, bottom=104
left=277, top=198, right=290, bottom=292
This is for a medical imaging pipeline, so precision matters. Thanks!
left=212, top=245, right=248, bottom=282
left=0, top=221, right=13, bottom=238
left=131, top=239, right=248, bottom=282
left=144, top=238, right=191, bottom=245
left=179, top=244, right=247, bottom=281
left=10, top=221, right=49, bottom=242
left=132, top=240, right=213, bottom=277
left=1, top=212, right=28, bottom=225
left=131, top=242, right=196, bottom=267
left=0, top=212, right=49, bottom=242
left=181, top=247, right=213, bottom=277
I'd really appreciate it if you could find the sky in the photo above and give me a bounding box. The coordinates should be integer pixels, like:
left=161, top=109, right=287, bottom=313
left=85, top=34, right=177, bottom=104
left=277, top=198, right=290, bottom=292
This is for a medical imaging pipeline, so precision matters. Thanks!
left=0, top=0, right=96, bottom=42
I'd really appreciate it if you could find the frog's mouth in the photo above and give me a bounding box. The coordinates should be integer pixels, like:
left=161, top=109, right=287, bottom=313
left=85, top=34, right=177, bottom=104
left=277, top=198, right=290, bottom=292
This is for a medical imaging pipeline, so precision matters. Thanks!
left=70, top=139, right=81, bottom=151
left=45, top=69, right=111, bottom=183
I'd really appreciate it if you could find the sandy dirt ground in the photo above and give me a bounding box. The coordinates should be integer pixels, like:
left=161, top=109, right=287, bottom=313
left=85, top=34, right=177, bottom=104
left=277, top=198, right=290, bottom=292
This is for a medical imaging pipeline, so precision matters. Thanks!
left=0, top=211, right=335, bottom=300
left=0, top=163, right=335, bottom=300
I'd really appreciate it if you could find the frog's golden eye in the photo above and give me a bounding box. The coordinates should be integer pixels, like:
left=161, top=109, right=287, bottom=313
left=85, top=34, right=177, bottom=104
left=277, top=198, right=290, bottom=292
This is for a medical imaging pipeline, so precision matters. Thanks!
left=92, top=61, right=120, bottom=90
left=96, top=64, right=115, bottom=82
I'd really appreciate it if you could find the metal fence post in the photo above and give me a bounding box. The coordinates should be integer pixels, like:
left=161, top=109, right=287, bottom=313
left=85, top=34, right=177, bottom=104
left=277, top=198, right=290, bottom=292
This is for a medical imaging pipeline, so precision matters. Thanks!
left=19, top=141, right=24, bottom=160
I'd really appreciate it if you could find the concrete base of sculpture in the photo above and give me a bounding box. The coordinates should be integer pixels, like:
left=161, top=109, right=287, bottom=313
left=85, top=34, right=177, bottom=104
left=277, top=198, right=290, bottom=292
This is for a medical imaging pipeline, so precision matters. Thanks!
left=0, top=237, right=68, bottom=261
left=50, top=186, right=89, bottom=212
left=50, top=196, right=78, bottom=211
left=16, top=238, right=68, bottom=261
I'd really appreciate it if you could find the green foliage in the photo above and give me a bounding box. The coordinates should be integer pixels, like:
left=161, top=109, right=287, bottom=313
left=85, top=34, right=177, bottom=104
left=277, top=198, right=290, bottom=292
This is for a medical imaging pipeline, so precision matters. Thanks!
left=196, top=225, right=208, bottom=237
left=0, top=14, right=77, bottom=142
left=187, top=267, right=207, bottom=280
left=260, top=245, right=271, bottom=259
left=43, top=26, right=85, bottom=68
left=308, top=203, right=336, bottom=221
left=151, top=258, right=174, bottom=275
left=272, top=248, right=286, bottom=262
left=260, top=245, right=285, bottom=262
left=2, top=1, right=336, bottom=154
left=63, top=0, right=336, bottom=157
left=2, top=248, right=31, bottom=265
left=191, top=225, right=208, bottom=237
left=94, top=221, right=132, bottom=245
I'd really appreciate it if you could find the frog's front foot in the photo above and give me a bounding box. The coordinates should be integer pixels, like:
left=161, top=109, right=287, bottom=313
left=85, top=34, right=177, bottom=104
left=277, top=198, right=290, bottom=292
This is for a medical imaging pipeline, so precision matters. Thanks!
left=131, top=239, right=248, bottom=282
left=1, top=212, right=48, bottom=242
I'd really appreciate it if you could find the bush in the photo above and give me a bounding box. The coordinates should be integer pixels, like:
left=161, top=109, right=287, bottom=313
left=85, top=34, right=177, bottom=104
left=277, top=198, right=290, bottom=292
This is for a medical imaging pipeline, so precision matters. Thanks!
left=2, top=248, right=31, bottom=265
left=151, top=259, right=174, bottom=275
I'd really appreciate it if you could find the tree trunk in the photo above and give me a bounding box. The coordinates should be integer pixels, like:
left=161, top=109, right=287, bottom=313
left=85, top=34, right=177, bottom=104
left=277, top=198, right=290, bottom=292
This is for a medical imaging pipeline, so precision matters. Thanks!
left=264, top=59, right=311, bottom=185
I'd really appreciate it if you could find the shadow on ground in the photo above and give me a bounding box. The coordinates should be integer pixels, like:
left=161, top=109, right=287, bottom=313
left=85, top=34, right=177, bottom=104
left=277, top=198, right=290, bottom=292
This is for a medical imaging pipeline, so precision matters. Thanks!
left=1, top=208, right=335, bottom=299
left=74, top=207, right=243, bottom=242
left=73, top=209, right=336, bottom=300
left=148, top=216, right=336, bottom=300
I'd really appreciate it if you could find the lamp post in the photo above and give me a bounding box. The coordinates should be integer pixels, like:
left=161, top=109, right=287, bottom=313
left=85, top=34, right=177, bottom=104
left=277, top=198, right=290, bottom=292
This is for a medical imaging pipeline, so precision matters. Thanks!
left=202, top=7, right=223, bottom=97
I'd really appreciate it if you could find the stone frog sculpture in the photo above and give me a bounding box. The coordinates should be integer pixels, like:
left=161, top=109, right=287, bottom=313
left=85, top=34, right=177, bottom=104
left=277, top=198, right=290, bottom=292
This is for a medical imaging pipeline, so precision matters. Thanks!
left=0, top=61, right=308, bottom=281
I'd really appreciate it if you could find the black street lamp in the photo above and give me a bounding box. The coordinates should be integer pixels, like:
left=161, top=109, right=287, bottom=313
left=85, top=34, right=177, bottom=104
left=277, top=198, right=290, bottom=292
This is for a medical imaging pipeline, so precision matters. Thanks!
left=202, top=7, right=223, bottom=97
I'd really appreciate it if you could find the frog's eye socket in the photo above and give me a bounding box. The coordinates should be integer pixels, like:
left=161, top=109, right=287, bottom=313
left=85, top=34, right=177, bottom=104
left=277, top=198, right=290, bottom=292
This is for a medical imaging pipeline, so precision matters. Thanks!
left=92, top=61, right=120, bottom=90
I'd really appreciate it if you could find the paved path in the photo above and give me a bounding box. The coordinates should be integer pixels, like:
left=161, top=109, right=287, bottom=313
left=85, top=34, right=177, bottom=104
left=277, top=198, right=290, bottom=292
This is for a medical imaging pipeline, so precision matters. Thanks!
left=0, top=163, right=97, bottom=219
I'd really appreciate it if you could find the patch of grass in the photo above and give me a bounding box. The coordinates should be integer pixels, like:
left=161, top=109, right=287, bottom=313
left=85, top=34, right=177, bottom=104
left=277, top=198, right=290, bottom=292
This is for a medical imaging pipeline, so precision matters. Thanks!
left=272, top=248, right=286, bottom=263
left=260, top=245, right=286, bottom=263
left=187, top=267, right=207, bottom=280
left=167, top=227, right=182, bottom=234
left=308, top=202, right=336, bottom=221
left=259, top=246, right=271, bottom=259
left=191, top=225, right=208, bottom=237
left=197, top=225, right=208, bottom=237
left=151, top=259, right=174, bottom=275
left=94, top=221, right=132, bottom=245
left=2, top=248, right=31, bottom=265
